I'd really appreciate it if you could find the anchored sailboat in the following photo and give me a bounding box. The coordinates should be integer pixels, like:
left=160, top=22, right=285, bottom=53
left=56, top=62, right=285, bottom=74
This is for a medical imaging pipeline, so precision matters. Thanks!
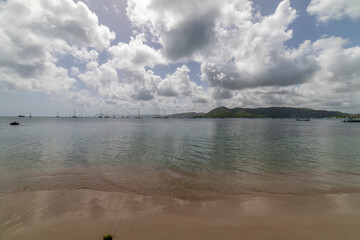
left=296, top=115, right=310, bottom=121
left=343, top=117, right=360, bottom=123
left=104, top=109, right=110, bottom=118
left=135, top=108, right=142, bottom=119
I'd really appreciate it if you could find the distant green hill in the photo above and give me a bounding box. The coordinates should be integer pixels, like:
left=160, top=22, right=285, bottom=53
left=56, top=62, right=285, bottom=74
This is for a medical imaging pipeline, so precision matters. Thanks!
left=168, top=112, right=205, bottom=118
left=201, top=107, right=349, bottom=118
left=203, top=107, right=236, bottom=118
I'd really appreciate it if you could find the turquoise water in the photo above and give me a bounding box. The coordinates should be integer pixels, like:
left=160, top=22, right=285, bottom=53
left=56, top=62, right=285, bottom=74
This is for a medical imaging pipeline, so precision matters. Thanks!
left=1, top=117, right=359, bottom=200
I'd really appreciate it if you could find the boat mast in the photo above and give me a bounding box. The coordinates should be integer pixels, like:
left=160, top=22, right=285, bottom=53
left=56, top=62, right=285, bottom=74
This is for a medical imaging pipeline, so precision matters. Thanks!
left=136, top=108, right=142, bottom=119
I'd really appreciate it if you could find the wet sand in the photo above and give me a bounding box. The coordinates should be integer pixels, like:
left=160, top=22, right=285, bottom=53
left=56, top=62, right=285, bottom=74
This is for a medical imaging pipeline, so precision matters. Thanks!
left=1, top=190, right=360, bottom=240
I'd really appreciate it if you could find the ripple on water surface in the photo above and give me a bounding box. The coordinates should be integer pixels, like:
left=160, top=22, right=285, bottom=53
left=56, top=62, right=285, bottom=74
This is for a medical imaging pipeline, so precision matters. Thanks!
left=0, top=117, right=360, bottom=200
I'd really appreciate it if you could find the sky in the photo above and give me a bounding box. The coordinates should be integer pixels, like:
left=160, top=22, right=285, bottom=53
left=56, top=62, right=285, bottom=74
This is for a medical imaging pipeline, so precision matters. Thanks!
left=0, top=0, right=359, bottom=116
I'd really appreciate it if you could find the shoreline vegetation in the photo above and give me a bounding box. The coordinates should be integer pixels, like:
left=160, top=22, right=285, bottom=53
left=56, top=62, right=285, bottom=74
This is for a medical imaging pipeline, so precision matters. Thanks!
left=7, top=106, right=357, bottom=119
left=171, top=106, right=353, bottom=119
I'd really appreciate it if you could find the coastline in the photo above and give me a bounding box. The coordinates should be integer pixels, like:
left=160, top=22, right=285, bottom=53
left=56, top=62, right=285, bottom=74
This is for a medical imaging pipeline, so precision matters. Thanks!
left=1, top=189, right=360, bottom=240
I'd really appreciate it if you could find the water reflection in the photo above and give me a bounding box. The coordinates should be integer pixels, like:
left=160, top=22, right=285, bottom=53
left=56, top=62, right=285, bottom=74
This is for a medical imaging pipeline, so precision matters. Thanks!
left=0, top=117, right=360, bottom=199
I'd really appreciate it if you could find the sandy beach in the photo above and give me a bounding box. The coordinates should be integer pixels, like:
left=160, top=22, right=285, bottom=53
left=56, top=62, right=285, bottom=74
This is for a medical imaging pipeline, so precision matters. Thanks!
left=1, top=189, right=360, bottom=240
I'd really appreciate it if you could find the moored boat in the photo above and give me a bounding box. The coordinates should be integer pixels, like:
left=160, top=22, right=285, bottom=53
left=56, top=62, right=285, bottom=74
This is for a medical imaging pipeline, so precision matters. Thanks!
left=135, top=108, right=142, bottom=119
left=72, top=110, right=77, bottom=118
left=343, top=118, right=360, bottom=123
left=10, top=122, right=20, bottom=125
left=104, top=109, right=110, bottom=118
left=296, top=117, right=310, bottom=121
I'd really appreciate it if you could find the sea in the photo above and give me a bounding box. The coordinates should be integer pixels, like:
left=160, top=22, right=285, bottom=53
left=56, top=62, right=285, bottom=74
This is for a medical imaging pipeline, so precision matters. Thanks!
left=1, top=117, right=360, bottom=200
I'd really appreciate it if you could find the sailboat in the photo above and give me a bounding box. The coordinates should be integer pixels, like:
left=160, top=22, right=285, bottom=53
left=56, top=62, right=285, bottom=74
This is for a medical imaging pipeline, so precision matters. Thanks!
left=29, top=109, right=32, bottom=118
left=56, top=112, right=60, bottom=118
left=104, top=109, right=110, bottom=118
left=296, top=117, right=310, bottom=121
left=113, top=112, right=116, bottom=118
left=153, top=108, right=161, bottom=118
left=135, top=108, right=142, bottom=119
left=99, top=109, right=103, bottom=118
left=343, top=117, right=360, bottom=123
left=18, top=112, right=25, bottom=118
left=72, top=110, right=77, bottom=118
left=162, top=109, right=169, bottom=119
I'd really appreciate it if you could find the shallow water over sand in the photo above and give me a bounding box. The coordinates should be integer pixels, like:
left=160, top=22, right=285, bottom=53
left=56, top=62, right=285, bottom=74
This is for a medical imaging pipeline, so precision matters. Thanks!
left=1, top=117, right=360, bottom=199
left=1, top=190, right=360, bottom=240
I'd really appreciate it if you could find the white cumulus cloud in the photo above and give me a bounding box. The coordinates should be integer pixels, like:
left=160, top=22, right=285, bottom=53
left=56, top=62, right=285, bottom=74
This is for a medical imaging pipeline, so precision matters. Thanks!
left=307, top=0, right=360, bottom=23
left=1, top=0, right=360, bottom=113
left=0, top=0, right=115, bottom=96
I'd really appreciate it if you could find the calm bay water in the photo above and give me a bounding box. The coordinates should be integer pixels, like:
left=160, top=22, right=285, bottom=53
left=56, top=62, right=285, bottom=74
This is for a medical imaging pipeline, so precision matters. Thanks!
left=1, top=117, right=360, bottom=200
